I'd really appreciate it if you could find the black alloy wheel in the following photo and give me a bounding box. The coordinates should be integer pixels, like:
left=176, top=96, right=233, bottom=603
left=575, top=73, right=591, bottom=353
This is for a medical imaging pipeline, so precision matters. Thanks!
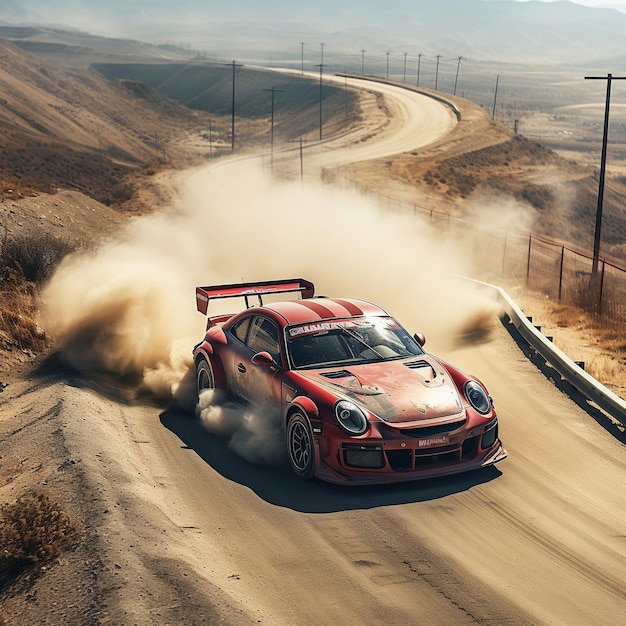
left=287, top=412, right=315, bottom=480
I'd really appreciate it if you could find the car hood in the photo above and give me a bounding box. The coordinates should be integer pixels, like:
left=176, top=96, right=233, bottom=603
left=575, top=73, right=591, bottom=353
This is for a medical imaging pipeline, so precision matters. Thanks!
left=297, top=356, right=465, bottom=424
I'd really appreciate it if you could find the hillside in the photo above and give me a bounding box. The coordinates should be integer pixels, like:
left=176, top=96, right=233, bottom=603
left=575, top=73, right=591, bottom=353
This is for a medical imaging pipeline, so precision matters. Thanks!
left=0, top=39, right=218, bottom=206
left=91, top=61, right=359, bottom=144
left=0, top=38, right=362, bottom=208
left=0, top=38, right=369, bottom=376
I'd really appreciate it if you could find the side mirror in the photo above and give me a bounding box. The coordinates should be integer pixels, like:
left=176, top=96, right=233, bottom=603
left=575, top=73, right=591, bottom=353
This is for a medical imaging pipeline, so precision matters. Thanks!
left=413, top=332, right=426, bottom=347
left=251, top=351, right=277, bottom=367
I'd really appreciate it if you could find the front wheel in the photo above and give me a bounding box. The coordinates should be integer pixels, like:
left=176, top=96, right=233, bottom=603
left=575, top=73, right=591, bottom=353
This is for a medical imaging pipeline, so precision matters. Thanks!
left=287, top=412, right=315, bottom=480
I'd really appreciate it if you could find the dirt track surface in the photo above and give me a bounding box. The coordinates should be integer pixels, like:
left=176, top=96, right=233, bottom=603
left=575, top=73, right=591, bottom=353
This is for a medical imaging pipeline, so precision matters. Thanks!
left=1, top=81, right=625, bottom=625
left=2, top=323, right=624, bottom=624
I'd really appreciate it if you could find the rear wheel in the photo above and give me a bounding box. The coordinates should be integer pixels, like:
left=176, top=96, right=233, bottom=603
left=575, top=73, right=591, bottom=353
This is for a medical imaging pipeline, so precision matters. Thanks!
left=196, top=358, right=215, bottom=398
left=287, top=412, right=315, bottom=480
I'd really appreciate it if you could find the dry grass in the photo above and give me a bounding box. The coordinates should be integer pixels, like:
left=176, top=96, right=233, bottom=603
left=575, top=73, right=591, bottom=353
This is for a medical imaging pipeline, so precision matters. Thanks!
left=420, top=135, right=563, bottom=200
left=1, top=231, right=75, bottom=283
left=0, top=141, right=137, bottom=206
left=0, top=269, right=46, bottom=354
left=0, top=491, right=77, bottom=596
left=516, top=291, right=626, bottom=397
left=0, top=229, right=77, bottom=355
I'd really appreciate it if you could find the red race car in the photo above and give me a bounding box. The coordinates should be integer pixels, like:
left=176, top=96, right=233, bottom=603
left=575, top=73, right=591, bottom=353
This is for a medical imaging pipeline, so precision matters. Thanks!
left=193, top=278, right=507, bottom=484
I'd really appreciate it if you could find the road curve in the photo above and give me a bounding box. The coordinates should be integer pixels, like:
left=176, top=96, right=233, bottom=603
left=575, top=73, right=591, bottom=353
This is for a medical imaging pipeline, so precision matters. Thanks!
left=310, top=75, right=458, bottom=166
left=241, top=67, right=458, bottom=172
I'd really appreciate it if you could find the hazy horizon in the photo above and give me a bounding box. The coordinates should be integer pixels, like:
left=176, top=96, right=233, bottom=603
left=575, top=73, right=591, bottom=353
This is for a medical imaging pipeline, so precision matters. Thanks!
left=3, top=0, right=626, bottom=67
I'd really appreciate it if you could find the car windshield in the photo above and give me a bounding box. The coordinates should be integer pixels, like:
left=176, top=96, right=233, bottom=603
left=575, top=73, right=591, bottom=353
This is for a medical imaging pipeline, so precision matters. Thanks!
left=286, top=316, right=424, bottom=369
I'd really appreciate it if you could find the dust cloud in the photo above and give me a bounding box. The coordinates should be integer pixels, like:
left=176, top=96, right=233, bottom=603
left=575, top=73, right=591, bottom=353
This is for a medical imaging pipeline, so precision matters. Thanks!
left=198, top=389, right=285, bottom=465
left=42, top=160, right=502, bottom=462
left=465, top=190, right=538, bottom=234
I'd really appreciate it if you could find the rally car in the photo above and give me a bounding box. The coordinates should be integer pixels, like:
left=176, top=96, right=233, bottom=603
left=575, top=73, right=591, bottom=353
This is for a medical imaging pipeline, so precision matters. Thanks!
left=193, top=278, right=507, bottom=484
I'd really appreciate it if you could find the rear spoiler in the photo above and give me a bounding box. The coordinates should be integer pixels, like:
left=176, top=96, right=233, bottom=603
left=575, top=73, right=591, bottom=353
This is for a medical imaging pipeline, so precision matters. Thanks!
left=196, top=278, right=315, bottom=315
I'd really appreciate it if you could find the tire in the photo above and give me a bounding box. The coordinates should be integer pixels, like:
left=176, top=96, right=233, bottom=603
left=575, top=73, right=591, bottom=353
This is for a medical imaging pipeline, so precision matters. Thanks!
left=196, top=358, right=215, bottom=398
left=287, top=412, right=315, bottom=480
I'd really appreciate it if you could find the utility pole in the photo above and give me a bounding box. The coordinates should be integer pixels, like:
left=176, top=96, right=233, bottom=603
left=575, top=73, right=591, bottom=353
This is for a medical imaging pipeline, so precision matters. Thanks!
left=403, top=52, right=408, bottom=83
left=361, top=48, right=366, bottom=75
left=416, top=53, right=422, bottom=87
left=435, top=54, right=441, bottom=90
left=263, top=87, right=283, bottom=167
left=492, top=73, right=499, bottom=120
left=316, top=62, right=325, bottom=140
left=454, top=55, right=463, bottom=96
left=317, top=43, right=325, bottom=140
left=300, top=42, right=305, bottom=74
left=386, top=51, right=391, bottom=80
left=584, top=73, right=626, bottom=274
left=229, top=59, right=243, bottom=152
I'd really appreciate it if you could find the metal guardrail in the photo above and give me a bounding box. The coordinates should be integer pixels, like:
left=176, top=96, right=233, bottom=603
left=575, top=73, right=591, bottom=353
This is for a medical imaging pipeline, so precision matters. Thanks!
left=473, top=279, right=626, bottom=426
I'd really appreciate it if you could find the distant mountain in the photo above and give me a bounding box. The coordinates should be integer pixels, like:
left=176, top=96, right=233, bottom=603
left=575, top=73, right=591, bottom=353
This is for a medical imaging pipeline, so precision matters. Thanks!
left=2, top=0, right=626, bottom=66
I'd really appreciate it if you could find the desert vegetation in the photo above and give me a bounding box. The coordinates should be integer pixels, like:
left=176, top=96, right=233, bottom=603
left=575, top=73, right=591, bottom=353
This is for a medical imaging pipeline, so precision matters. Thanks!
left=0, top=491, right=77, bottom=600
left=0, top=228, right=77, bottom=354
left=0, top=141, right=142, bottom=206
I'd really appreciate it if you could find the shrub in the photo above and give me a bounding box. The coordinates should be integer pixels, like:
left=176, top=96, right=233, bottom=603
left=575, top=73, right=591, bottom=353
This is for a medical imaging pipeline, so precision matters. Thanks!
left=110, top=182, right=134, bottom=203
left=0, top=267, right=47, bottom=352
left=0, top=491, right=77, bottom=594
left=0, top=232, right=75, bottom=283
left=515, top=184, right=554, bottom=211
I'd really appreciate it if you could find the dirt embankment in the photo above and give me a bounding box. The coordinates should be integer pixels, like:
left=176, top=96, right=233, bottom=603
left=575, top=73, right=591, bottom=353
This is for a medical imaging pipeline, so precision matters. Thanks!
left=0, top=38, right=221, bottom=206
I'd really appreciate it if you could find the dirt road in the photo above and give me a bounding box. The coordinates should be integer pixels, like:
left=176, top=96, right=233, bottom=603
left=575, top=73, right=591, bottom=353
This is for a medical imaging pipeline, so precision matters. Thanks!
left=1, top=80, right=624, bottom=625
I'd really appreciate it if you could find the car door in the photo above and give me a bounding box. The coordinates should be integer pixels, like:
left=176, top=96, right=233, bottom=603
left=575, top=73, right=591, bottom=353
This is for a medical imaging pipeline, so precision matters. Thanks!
left=221, top=315, right=252, bottom=398
left=229, top=315, right=283, bottom=408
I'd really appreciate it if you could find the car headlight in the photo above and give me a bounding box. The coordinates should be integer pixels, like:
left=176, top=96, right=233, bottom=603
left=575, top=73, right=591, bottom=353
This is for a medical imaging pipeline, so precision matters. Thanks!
left=464, top=380, right=492, bottom=415
left=335, top=400, right=369, bottom=435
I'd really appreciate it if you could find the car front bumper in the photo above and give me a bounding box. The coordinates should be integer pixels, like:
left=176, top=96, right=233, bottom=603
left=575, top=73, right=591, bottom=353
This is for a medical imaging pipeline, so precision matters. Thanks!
left=312, top=420, right=508, bottom=485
